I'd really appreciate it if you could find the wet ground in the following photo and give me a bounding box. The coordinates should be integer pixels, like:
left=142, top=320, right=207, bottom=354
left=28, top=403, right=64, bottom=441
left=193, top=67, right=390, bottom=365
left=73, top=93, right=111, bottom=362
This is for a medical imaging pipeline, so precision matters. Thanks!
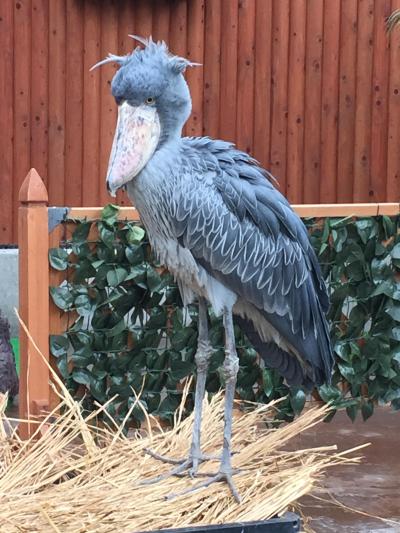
left=296, top=406, right=400, bottom=532
left=4, top=401, right=400, bottom=531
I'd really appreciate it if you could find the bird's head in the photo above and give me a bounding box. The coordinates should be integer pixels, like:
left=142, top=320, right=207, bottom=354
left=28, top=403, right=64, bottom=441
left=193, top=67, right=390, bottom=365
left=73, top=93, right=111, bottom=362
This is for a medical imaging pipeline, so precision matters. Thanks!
left=92, top=37, right=198, bottom=196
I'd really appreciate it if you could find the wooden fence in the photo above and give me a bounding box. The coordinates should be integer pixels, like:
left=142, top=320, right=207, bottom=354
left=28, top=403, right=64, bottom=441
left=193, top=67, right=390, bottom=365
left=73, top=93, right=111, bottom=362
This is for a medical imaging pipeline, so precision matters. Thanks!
left=17, top=168, right=400, bottom=437
left=1, top=0, right=400, bottom=245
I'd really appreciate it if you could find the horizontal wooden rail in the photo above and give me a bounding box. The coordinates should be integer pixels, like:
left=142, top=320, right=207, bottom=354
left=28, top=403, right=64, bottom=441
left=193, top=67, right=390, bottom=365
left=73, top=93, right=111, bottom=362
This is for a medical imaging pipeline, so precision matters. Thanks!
left=68, top=203, right=400, bottom=221
left=18, top=168, right=400, bottom=438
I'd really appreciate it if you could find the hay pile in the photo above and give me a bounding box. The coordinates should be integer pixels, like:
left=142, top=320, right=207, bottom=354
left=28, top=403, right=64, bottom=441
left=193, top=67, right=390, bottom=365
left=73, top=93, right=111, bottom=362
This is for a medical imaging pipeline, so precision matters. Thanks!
left=0, top=384, right=366, bottom=533
left=0, top=319, right=367, bottom=532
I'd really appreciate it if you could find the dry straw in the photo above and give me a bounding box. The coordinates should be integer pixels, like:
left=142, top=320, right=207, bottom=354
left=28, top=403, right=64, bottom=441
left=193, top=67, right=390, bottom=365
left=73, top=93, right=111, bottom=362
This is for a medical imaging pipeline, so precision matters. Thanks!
left=0, top=317, right=368, bottom=533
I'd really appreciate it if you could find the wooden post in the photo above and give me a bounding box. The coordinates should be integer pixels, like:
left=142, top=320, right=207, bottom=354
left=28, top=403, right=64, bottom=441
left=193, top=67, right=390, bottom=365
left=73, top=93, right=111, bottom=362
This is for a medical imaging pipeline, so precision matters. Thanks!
left=18, top=169, right=50, bottom=438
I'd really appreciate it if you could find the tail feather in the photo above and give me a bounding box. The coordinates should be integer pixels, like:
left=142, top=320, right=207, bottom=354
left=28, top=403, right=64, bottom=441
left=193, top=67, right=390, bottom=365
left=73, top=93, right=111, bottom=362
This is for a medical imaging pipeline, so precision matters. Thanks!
left=234, top=315, right=321, bottom=390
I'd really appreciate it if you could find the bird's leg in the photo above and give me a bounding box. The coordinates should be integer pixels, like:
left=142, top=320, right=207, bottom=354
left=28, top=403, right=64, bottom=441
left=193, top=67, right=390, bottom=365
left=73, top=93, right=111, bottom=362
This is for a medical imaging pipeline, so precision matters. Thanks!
left=219, top=307, right=240, bottom=485
left=142, top=298, right=215, bottom=483
left=166, top=307, right=242, bottom=503
left=187, top=297, right=213, bottom=474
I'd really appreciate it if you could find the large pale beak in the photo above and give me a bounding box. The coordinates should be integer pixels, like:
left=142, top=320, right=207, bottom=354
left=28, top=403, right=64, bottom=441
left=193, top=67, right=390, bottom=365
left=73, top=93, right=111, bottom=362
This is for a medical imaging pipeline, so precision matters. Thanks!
left=106, top=102, right=161, bottom=196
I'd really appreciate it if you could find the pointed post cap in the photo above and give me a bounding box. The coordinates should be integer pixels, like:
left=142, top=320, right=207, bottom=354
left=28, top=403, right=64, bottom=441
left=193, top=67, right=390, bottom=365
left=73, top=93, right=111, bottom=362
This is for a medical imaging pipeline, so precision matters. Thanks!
left=19, top=169, right=48, bottom=205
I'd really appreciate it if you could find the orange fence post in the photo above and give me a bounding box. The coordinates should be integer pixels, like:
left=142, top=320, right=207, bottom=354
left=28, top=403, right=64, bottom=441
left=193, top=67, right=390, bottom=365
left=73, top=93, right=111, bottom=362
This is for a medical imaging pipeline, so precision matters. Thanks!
left=18, top=169, right=50, bottom=438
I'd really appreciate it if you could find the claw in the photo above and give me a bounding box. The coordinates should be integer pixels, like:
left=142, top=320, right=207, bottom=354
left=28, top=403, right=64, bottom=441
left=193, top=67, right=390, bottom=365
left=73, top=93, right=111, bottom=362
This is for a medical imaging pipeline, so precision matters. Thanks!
left=141, top=449, right=219, bottom=485
left=165, top=470, right=242, bottom=503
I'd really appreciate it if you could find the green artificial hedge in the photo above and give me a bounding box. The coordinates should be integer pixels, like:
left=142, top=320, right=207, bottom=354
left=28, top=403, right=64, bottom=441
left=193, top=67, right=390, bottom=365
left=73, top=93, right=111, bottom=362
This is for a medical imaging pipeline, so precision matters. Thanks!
left=49, top=205, right=400, bottom=427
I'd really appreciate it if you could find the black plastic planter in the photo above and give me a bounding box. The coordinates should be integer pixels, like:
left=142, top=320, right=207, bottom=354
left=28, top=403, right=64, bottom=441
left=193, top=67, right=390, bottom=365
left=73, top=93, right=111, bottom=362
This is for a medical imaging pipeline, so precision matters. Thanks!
left=142, top=513, right=301, bottom=533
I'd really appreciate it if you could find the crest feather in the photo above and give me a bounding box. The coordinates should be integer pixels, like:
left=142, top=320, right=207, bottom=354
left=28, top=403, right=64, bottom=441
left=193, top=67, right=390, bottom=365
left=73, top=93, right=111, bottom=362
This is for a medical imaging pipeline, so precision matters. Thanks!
left=90, top=53, right=128, bottom=72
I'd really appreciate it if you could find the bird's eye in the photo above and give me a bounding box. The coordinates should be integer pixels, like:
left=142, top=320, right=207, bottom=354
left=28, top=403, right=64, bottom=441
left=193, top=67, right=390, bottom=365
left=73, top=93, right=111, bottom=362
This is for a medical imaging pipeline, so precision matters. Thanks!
left=145, top=96, right=155, bottom=105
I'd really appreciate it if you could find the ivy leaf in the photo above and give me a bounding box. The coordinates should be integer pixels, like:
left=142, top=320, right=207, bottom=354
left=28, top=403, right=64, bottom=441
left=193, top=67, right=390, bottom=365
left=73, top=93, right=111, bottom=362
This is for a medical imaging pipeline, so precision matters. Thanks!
left=75, top=294, right=95, bottom=316
left=50, top=334, right=69, bottom=357
left=99, top=224, right=115, bottom=249
left=318, top=384, right=342, bottom=403
left=71, top=345, right=94, bottom=368
left=57, top=355, right=69, bottom=379
left=50, top=286, right=74, bottom=310
left=391, top=327, right=400, bottom=341
left=170, top=359, right=194, bottom=381
left=146, top=267, right=163, bottom=292
left=262, top=369, right=274, bottom=397
left=391, top=346, right=400, bottom=365
left=391, top=242, right=400, bottom=260
left=107, top=267, right=128, bottom=287
left=289, top=388, right=306, bottom=415
left=72, top=368, right=92, bottom=386
left=72, top=222, right=91, bottom=243
left=346, top=404, right=358, bottom=422
left=338, top=362, right=356, bottom=383
left=157, top=395, right=181, bottom=420
left=105, top=319, right=126, bottom=338
left=171, top=327, right=195, bottom=351
left=127, top=226, right=145, bottom=244
left=386, top=304, right=400, bottom=322
left=92, top=259, right=105, bottom=270
left=101, top=204, right=119, bottom=226
left=125, top=244, right=144, bottom=265
left=361, top=401, right=374, bottom=421
left=90, top=377, right=107, bottom=403
left=49, top=248, right=69, bottom=271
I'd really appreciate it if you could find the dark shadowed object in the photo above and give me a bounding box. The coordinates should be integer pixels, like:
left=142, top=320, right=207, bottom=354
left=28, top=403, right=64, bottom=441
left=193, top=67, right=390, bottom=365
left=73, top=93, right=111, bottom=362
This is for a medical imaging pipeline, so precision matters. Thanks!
left=0, top=310, right=19, bottom=398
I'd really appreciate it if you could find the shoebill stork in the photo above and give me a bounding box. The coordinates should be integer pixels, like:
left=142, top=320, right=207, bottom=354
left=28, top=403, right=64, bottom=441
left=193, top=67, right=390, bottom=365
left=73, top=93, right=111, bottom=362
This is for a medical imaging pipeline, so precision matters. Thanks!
left=93, top=38, right=333, bottom=501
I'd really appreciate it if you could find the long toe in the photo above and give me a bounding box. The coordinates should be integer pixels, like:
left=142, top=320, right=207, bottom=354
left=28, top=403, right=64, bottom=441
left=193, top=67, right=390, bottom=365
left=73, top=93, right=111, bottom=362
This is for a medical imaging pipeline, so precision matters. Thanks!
left=141, top=452, right=219, bottom=485
left=144, top=448, right=187, bottom=465
left=166, top=470, right=242, bottom=503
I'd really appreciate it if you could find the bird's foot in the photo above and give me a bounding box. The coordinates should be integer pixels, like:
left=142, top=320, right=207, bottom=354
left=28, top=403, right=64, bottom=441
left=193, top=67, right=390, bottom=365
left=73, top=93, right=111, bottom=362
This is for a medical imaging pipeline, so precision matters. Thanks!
left=141, top=449, right=218, bottom=484
left=165, top=468, right=242, bottom=503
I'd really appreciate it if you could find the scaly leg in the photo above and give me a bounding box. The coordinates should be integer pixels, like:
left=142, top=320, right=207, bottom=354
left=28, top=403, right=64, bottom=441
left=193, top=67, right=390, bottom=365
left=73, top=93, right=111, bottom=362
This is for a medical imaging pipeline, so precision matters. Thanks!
left=142, top=298, right=214, bottom=483
left=166, top=306, right=241, bottom=503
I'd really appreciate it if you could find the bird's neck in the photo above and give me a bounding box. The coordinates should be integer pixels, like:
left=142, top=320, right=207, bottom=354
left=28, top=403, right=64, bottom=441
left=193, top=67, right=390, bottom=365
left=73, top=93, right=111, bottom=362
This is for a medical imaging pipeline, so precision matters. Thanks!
left=127, top=139, right=182, bottom=212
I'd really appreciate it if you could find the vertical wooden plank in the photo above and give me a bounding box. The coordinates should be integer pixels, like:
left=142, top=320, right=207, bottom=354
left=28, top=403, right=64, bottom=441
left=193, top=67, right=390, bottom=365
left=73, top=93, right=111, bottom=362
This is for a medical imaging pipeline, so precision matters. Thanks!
left=236, top=0, right=256, bottom=154
left=203, top=0, right=221, bottom=138
left=118, top=0, right=135, bottom=53
left=303, top=0, right=324, bottom=203
left=13, top=0, right=31, bottom=243
left=0, top=1, right=14, bottom=244
left=169, top=0, right=187, bottom=134
left=30, top=0, right=48, bottom=186
left=253, top=0, right=272, bottom=168
left=370, top=0, right=391, bottom=201
left=99, top=0, right=119, bottom=206
left=319, top=0, right=341, bottom=203
left=353, top=0, right=374, bottom=202
left=115, top=0, right=135, bottom=208
left=336, top=0, right=358, bottom=202
left=387, top=0, right=400, bottom=201
left=48, top=0, right=66, bottom=206
left=152, top=0, right=170, bottom=42
left=82, top=1, right=101, bottom=206
left=135, top=0, right=153, bottom=39
left=168, top=0, right=187, bottom=57
left=270, top=0, right=290, bottom=192
left=65, top=0, right=83, bottom=207
left=18, top=169, right=50, bottom=438
left=219, top=0, right=238, bottom=142
left=286, top=0, right=306, bottom=203
left=186, top=0, right=205, bottom=137
left=48, top=223, right=69, bottom=410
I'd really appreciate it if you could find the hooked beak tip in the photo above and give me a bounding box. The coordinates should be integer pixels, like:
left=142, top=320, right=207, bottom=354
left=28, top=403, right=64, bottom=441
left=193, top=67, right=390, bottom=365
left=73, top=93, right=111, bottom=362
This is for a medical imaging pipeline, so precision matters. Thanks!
left=106, top=180, right=117, bottom=198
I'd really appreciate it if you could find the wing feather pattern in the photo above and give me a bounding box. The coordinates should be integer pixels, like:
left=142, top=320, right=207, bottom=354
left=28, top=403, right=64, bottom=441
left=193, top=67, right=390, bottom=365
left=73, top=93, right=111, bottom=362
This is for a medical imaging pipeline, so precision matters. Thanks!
left=170, top=138, right=333, bottom=386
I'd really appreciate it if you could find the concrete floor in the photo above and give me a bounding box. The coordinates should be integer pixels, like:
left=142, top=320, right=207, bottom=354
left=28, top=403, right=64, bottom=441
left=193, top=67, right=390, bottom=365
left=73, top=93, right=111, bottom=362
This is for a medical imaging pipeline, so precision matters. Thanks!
left=4, top=401, right=400, bottom=531
left=295, top=406, right=400, bottom=532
